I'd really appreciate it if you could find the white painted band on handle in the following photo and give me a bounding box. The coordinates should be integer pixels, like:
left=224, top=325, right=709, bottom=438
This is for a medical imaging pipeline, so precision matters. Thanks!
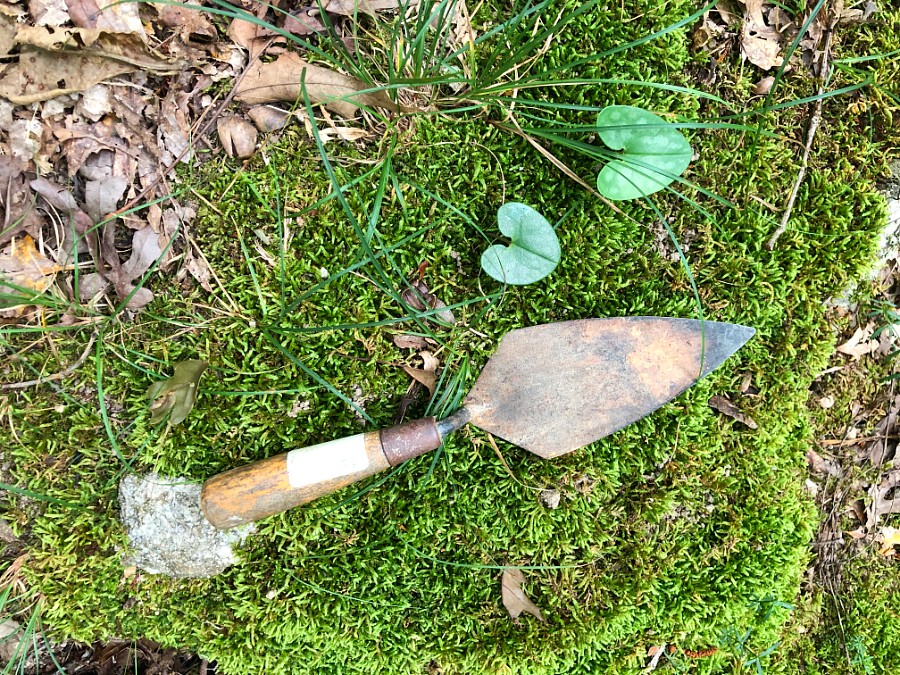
left=286, top=434, right=370, bottom=488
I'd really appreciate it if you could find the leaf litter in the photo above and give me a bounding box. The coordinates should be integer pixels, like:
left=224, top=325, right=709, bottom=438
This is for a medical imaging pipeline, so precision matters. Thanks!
left=693, top=0, right=854, bottom=75
left=1, top=0, right=437, bottom=329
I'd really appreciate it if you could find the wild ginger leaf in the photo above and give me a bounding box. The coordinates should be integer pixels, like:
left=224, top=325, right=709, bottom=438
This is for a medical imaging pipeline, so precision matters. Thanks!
left=595, top=105, right=692, bottom=200
left=480, top=202, right=560, bottom=285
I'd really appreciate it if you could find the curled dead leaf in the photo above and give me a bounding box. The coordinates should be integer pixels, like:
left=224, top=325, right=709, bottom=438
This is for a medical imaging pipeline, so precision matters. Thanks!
left=247, top=105, right=292, bottom=132
left=877, top=526, right=900, bottom=555
left=401, top=280, right=455, bottom=325
left=708, top=395, right=758, bottom=429
left=392, top=333, right=429, bottom=350
left=217, top=116, right=258, bottom=159
left=234, top=51, right=399, bottom=118
left=401, top=350, right=439, bottom=398
left=836, top=325, right=880, bottom=359
left=500, top=568, right=545, bottom=622
left=402, top=366, right=436, bottom=398
left=0, top=235, right=62, bottom=303
left=752, top=76, right=775, bottom=95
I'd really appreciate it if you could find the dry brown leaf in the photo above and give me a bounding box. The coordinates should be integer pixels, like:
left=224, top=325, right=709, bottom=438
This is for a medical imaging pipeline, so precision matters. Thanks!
left=234, top=51, right=399, bottom=117
left=0, top=27, right=185, bottom=104
left=752, top=75, right=775, bottom=95
left=402, top=366, right=436, bottom=397
left=319, top=126, right=371, bottom=143
left=400, top=279, right=455, bottom=324
left=29, top=0, right=68, bottom=25
left=0, top=235, right=62, bottom=300
left=838, top=1, right=878, bottom=25
left=184, top=250, right=213, bottom=292
left=67, top=0, right=145, bottom=34
left=738, top=0, right=784, bottom=70
left=836, top=325, right=880, bottom=359
left=114, top=227, right=163, bottom=309
left=866, top=470, right=900, bottom=531
left=227, top=19, right=266, bottom=59
left=806, top=449, right=841, bottom=477
left=217, top=116, right=258, bottom=159
left=272, top=8, right=327, bottom=36
left=392, top=333, right=429, bottom=350
left=878, top=526, right=900, bottom=555
left=156, top=0, right=217, bottom=42
left=402, top=350, right=439, bottom=397
left=247, top=105, right=292, bottom=132
left=501, top=568, right=545, bottom=622
left=0, top=158, right=44, bottom=245
left=323, top=0, right=419, bottom=15
left=84, top=176, right=127, bottom=221
left=708, top=395, right=758, bottom=429
left=29, top=177, right=96, bottom=264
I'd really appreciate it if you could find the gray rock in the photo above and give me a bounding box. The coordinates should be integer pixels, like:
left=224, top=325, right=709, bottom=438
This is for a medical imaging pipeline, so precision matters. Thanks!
left=119, top=473, right=253, bottom=579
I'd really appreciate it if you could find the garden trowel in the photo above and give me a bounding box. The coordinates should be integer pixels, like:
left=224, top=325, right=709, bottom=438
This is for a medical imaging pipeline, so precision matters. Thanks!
left=199, top=316, right=754, bottom=529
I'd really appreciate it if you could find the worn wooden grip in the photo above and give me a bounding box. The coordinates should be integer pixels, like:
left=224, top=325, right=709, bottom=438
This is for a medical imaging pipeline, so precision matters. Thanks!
left=200, top=418, right=443, bottom=529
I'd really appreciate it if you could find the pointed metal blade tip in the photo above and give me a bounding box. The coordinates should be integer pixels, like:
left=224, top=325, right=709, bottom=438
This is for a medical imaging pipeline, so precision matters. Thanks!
left=463, top=317, right=757, bottom=460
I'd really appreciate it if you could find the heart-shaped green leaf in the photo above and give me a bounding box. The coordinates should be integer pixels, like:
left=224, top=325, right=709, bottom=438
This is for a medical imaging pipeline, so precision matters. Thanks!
left=146, top=360, right=207, bottom=426
left=595, top=105, right=692, bottom=201
left=480, top=202, right=560, bottom=285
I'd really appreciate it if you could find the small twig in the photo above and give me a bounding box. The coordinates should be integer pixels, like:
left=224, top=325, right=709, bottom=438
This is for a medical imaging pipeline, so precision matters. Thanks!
left=818, top=434, right=900, bottom=446
left=766, top=23, right=835, bottom=250
left=643, top=644, right=667, bottom=673
left=0, top=331, right=98, bottom=391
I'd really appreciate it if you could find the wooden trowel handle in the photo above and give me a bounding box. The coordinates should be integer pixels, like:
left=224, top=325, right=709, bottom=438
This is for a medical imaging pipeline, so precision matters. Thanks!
left=200, top=418, right=442, bottom=529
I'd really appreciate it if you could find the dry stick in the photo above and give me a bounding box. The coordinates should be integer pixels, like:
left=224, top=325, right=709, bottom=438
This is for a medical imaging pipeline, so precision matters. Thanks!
left=1, top=331, right=98, bottom=391
left=766, top=25, right=835, bottom=250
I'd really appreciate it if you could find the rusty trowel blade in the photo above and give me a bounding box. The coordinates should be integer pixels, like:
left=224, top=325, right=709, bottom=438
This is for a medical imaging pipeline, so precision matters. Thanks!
left=463, top=317, right=754, bottom=459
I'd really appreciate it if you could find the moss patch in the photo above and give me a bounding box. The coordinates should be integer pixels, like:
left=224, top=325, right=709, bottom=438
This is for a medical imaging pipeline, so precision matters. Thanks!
left=3, top=1, right=900, bottom=673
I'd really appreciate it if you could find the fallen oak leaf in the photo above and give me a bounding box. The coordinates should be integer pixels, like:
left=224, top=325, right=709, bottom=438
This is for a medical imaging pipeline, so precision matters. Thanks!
left=234, top=51, right=399, bottom=118
left=0, top=27, right=186, bottom=104
left=501, top=568, right=545, bottom=622
left=146, top=360, right=208, bottom=425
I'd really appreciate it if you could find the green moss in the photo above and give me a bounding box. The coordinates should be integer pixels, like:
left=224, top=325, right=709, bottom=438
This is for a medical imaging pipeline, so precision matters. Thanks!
left=3, top=0, right=900, bottom=673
